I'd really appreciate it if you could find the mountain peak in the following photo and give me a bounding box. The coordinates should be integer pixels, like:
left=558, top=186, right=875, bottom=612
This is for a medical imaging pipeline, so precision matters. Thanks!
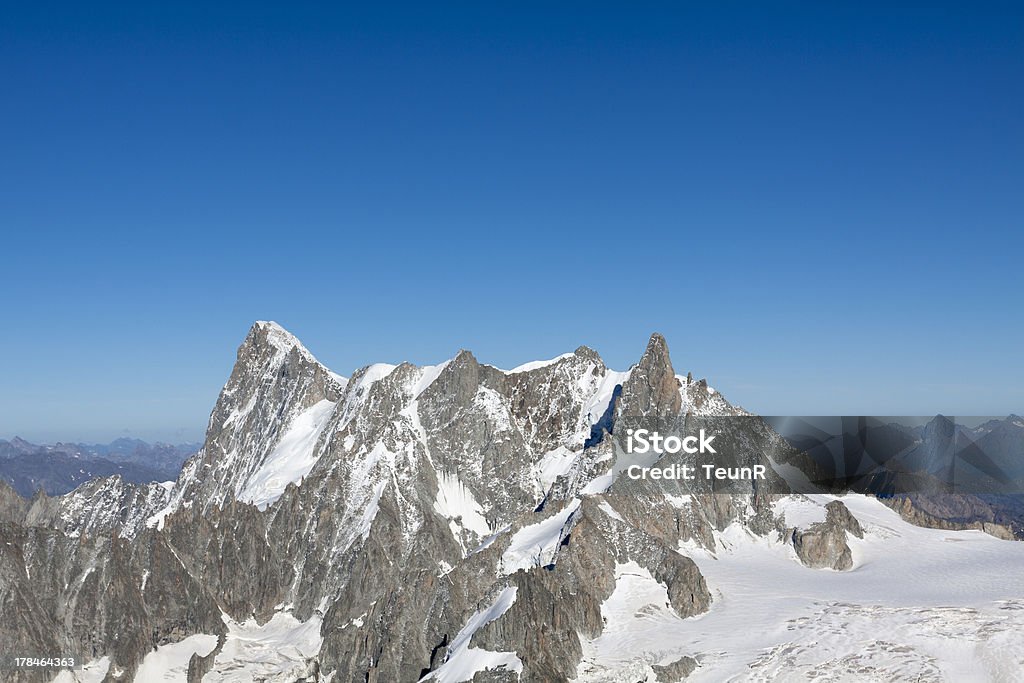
left=241, top=321, right=326, bottom=370
left=573, top=345, right=602, bottom=363
left=251, top=320, right=304, bottom=350
left=452, top=348, right=479, bottom=367
left=643, top=331, right=670, bottom=358
left=617, top=332, right=682, bottom=416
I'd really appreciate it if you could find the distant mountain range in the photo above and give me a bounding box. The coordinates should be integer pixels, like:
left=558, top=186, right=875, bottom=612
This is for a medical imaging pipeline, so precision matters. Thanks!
left=767, top=415, right=1024, bottom=539
left=0, top=437, right=198, bottom=497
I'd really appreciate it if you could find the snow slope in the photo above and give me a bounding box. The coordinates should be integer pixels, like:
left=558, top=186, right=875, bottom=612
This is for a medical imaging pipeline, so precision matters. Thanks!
left=204, top=612, right=323, bottom=682
left=577, top=561, right=689, bottom=682
left=133, top=634, right=218, bottom=682
left=238, top=398, right=337, bottom=510
left=505, top=353, right=576, bottom=374
left=578, top=494, right=1024, bottom=682
left=50, top=657, right=110, bottom=683
left=422, top=587, right=523, bottom=683
left=501, top=499, right=581, bottom=574
left=434, top=471, right=492, bottom=538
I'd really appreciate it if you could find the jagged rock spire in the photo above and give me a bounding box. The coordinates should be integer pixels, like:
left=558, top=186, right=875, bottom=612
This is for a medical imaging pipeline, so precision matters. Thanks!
left=617, top=332, right=683, bottom=416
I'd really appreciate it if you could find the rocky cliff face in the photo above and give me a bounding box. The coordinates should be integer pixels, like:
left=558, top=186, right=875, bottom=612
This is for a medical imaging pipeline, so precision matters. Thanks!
left=0, top=322, right=832, bottom=682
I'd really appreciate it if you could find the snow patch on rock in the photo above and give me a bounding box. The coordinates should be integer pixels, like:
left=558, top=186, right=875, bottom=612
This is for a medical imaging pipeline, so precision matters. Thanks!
left=505, top=353, right=575, bottom=374
left=577, top=561, right=687, bottom=682
left=434, top=472, right=491, bottom=539
left=535, top=446, right=577, bottom=492
left=133, top=634, right=218, bottom=682
left=238, top=399, right=337, bottom=510
left=500, top=499, right=580, bottom=574
left=423, top=587, right=522, bottom=683
left=772, top=495, right=829, bottom=529
left=582, top=370, right=630, bottom=426
left=204, top=612, right=323, bottom=683
left=51, top=656, right=111, bottom=683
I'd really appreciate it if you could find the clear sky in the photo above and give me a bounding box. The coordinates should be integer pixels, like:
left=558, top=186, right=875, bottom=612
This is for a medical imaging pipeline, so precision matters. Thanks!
left=2, top=2, right=1022, bottom=442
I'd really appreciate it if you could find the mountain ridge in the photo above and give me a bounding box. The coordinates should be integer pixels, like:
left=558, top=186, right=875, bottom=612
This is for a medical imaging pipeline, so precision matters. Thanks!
left=2, top=323, right=1023, bottom=682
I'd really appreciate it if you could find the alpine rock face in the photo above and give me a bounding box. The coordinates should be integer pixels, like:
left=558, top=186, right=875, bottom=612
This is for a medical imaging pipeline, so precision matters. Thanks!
left=2, top=322, right=1024, bottom=682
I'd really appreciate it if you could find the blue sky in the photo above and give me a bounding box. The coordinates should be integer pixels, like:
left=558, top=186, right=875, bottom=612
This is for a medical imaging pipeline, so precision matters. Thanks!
left=2, top=2, right=1022, bottom=442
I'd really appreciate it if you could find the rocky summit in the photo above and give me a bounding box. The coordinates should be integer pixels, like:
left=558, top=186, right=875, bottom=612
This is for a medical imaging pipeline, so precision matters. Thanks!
left=2, top=322, right=1023, bottom=683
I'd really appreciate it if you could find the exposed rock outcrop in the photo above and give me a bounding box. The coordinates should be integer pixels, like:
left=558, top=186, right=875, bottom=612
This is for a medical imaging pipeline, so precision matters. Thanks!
left=882, top=493, right=1021, bottom=540
left=653, top=655, right=698, bottom=681
left=791, top=500, right=863, bottom=571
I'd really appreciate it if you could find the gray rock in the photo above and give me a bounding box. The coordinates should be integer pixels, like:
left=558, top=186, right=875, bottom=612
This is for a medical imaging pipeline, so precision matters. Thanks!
left=790, top=500, right=863, bottom=571
left=882, top=493, right=1021, bottom=540
left=653, top=655, right=698, bottom=681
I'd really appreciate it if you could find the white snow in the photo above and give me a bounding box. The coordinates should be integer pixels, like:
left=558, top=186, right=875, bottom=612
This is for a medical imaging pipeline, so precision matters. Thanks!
left=357, top=480, right=387, bottom=541
left=252, top=322, right=333, bottom=372
left=597, top=500, right=625, bottom=522
left=253, top=320, right=296, bottom=346
left=582, top=370, right=631, bottom=426
left=577, top=561, right=687, bottom=682
left=204, top=612, right=323, bottom=682
left=577, top=494, right=1024, bottom=682
left=355, top=363, right=398, bottom=389
left=581, top=469, right=615, bottom=495
left=222, top=394, right=257, bottom=429
left=766, top=453, right=817, bottom=494
left=505, top=353, right=575, bottom=374
left=50, top=657, right=110, bottom=683
left=472, top=386, right=513, bottom=432
left=535, top=446, right=578, bottom=492
left=471, top=526, right=510, bottom=555
left=412, top=361, right=451, bottom=397
left=422, top=587, right=522, bottom=683
left=500, top=499, right=580, bottom=574
left=663, top=493, right=693, bottom=509
left=434, top=472, right=491, bottom=538
left=580, top=421, right=666, bottom=497
left=238, top=399, right=337, bottom=510
left=116, top=614, right=321, bottom=682
left=146, top=504, right=173, bottom=531
left=771, top=495, right=828, bottom=528
left=133, top=634, right=218, bottom=682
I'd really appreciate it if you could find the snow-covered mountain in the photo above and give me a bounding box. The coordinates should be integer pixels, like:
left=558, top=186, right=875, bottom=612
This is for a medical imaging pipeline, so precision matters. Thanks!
left=2, top=322, right=1023, bottom=683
